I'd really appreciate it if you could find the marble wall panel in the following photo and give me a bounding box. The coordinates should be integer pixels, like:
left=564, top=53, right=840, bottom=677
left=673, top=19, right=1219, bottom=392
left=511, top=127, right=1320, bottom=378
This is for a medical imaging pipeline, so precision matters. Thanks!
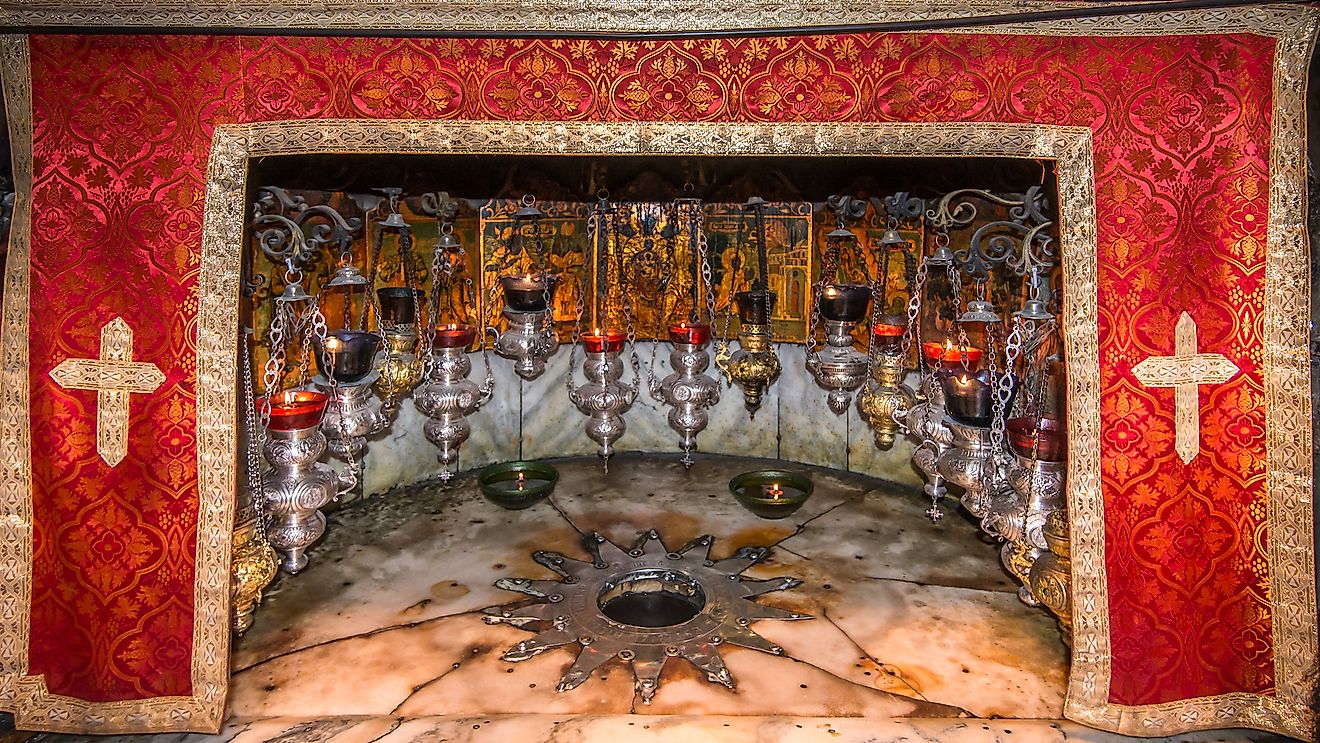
left=459, top=352, right=523, bottom=471
left=519, top=347, right=597, bottom=460
left=360, top=400, right=449, bottom=496
left=845, top=401, right=923, bottom=488
left=353, top=341, right=934, bottom=496
left=605, top=342, right=678, bottom=456
left=695, top=347, right=780, bottom=461
left=776, top=344, right=849, bottom=470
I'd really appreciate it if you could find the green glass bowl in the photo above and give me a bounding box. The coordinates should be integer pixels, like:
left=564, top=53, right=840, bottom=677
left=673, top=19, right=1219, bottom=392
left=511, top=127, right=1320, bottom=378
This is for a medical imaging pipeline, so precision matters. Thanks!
left=728, top=470, right=814, bottom=519
left=478, top=460, right=559, bottom=510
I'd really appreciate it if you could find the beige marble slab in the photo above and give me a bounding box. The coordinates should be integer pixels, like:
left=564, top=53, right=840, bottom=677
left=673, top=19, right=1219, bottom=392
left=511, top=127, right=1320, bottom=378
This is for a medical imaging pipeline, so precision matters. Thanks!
left=775, top=488, right=1020, bottom=593
left=233, top=455, right=1063, bottom=729
left=63, top=715, right=1281, bottom=743
left=235, top=475, right=578, bottom=670
left=545, top=453, right=869, bottom=554
left=804, top=575, right=1069, bottom=719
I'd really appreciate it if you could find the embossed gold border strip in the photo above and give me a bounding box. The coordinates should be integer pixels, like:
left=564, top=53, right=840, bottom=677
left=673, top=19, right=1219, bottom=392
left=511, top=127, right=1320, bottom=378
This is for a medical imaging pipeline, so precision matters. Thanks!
left=0, top=7, right=1312, bottom=736
left=0, top=0, right=1310, bottom=38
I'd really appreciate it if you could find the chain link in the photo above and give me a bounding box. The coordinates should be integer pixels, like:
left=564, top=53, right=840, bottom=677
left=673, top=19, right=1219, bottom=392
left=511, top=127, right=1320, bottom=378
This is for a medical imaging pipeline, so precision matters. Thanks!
left=261, top=301, right=287, bottom=426
left=611, top=206, right=642, bottom=388
left=901, top=258, right=928, bottom=376
left=240, top=328, right=270, bottom=545
left=995, top=317, right=1024, bottom=456
left=696, top=207, right=716, bottom=326
left=806, top=241, right=839, bottom=363
left=566, top=270, right=586, bottom=395
left=862, top=236, right=891, bottom=393
left=987, top=320, right=1004, bottom=457
left=363, top=220, right=386, bottom=334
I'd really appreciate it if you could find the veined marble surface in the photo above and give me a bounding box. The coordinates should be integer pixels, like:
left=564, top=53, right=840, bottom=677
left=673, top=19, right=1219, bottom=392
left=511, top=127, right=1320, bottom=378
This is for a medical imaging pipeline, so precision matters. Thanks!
left=30, top=716, right=1284, bottom=743
left=242, top=455, right=1064, bottom=720
left=32, top=455, right=1282, bottom=743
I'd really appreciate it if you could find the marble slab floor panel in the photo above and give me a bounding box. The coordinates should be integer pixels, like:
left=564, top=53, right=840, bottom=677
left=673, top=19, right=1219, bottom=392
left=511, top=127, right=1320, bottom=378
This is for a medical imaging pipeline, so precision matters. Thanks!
left=27, top=716, right=1284, bottom=743
left=28, top=464, right=1274, bottom=743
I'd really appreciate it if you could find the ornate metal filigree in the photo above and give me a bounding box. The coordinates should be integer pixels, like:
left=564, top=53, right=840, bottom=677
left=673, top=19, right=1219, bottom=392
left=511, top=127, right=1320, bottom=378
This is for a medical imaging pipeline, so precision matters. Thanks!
left=485, top=530, right=810, bottom=703
left=414, top=340, right=495, bottom=480
left=927, top=186, right=1055, bottom=282
left=570, top=347, right=638, bottom=466
left=653, top=338, right=721, bottom=468
left=250, top=186, right=362, bottom=273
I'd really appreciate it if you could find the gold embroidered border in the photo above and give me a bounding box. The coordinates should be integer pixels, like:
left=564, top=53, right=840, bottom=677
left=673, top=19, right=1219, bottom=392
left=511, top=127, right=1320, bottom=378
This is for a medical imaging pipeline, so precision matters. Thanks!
left=0, top=0, right=1310, bottom=38
left=0, top=31, right=33, bottom=718
left=0, top=6, right=1312, bottom=737
left=0, top=36, right=228, bottom=735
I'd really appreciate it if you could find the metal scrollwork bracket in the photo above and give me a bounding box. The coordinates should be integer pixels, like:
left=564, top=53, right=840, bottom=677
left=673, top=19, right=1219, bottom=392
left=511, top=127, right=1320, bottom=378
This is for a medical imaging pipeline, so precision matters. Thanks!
left=926, top=187, right=1055, bottom=283
left=251, top=186, right=364, bottom=275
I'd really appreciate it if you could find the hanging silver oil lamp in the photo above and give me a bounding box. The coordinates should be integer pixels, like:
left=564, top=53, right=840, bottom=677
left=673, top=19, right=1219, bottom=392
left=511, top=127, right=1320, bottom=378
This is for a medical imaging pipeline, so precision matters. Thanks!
left=567, top=195, right=640, bottom=468
left=569, top=328, right=637, bottom=467
left=492, top=272, right=560, bottom=380
left=414, top=323, right=495, bottom=481
left=368, top=189, right=426, bottom=411
left=258, top=390, right=352, bottom=574
left=806, top=281, right=872, bottom=414
left=645, top=197, right=721, bottom=467
left=805, top=198, right=873, bottom=414
left=856, top=218, right=916, bottom=448
left=716, top=198, right=780, bottom=414
left=717, top=290, right=780, bottom=414
left=655, top=321, right=721, bottom=468
left=856, top=319, right=914, bottom=449
left=492, top=196, right=560, bottom=380
left=314, top=329, right=387, bottom=461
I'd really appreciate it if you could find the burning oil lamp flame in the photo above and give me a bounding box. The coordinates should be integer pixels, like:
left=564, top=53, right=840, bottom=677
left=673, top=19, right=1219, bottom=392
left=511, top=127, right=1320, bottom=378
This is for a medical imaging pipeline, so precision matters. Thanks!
left=582, top=328, right=625, bottom=353
left=516, top=472, right=526, bottom=491
left=922, top=339, right=984, bottom=367
left=763, top=482, right=785, bottom=499
left=259, top=390, right=329, bottom=431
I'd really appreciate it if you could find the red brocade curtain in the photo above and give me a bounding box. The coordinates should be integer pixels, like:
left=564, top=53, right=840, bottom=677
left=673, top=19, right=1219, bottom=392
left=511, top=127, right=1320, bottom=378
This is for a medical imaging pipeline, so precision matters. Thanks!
left=0, top=8, right=1315, bottom=737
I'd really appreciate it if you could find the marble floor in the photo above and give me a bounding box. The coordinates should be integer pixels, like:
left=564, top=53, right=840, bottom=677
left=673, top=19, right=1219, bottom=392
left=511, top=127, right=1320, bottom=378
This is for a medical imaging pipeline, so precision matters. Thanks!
left=28, top=454, right=1285, bottom=743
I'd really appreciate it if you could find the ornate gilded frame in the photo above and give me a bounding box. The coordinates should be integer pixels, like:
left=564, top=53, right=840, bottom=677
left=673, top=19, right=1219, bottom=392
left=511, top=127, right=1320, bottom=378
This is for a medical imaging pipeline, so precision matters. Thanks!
left=0, top=3, right=1314, bottom=738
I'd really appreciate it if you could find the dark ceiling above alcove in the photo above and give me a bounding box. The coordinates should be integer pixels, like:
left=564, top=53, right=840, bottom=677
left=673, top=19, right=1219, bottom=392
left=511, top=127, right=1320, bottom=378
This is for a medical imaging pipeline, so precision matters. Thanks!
left=247, top=152, right=1056, bottom=207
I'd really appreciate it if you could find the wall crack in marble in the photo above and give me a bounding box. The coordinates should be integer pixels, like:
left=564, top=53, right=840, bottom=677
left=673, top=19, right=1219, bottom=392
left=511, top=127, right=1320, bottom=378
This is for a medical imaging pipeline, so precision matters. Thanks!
left=232, top=606, right=490, bottom=676
left=819, top=608, right=931, bottom=702
left=391, top=659, right=470, bottom=717
left=770, top=491, right=873, bottom=553
left=545, top=495, right=589, bottom=538
left=362, top=718, right=406, bottom=743
left=861, top=573, right=1018, bottom=596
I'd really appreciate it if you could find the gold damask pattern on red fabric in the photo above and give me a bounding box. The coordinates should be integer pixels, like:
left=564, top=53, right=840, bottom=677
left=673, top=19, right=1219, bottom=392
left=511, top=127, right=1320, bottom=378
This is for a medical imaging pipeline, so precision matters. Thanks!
left=1, top=12, right=1314, bottom=736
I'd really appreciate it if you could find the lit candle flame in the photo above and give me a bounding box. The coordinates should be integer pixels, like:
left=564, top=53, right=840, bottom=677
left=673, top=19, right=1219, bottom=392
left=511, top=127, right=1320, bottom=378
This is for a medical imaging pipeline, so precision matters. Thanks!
left=326, top=336, right=343, bottom=352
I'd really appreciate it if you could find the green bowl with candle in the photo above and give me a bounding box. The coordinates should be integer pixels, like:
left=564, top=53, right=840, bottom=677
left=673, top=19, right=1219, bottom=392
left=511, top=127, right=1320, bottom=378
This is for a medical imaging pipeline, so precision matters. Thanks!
left=478, top=460, right=559, bottom=510
left=728, top=470, right=814, bottom=519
